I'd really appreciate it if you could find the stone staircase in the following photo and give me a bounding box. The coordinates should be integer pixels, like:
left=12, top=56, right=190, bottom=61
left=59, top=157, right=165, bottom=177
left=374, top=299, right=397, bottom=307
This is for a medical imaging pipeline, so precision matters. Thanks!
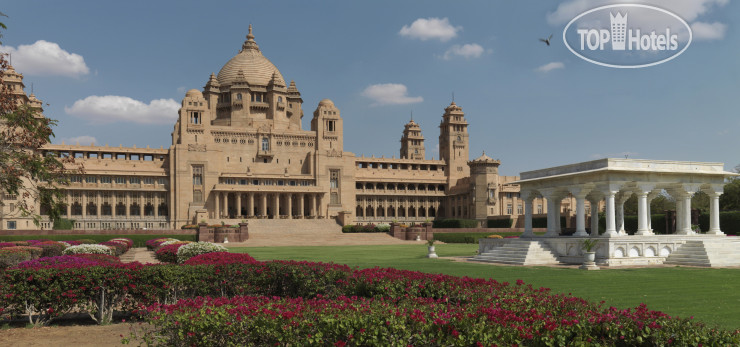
left=664, top=239, right=740, bottom=267
left=472, top=239, right=561, bottom=265
left=246, top=218, right=343, bottom=234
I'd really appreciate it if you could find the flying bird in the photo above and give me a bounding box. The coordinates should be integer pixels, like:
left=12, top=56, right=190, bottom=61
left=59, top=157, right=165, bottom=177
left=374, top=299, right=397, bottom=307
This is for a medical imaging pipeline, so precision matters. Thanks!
left=540, top=34, right=553, bottom=46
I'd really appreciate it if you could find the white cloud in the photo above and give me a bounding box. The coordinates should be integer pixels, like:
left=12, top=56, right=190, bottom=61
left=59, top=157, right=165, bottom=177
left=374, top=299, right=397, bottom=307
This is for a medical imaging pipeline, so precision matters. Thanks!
left=547, top=0, right=729, bottom=25
left=536, top=62, right=565, bottom=73
left=59, top=135, right=98, bottom=146
left=65, top=95, right=179, bottom=124
left=176, top=86, right=187, bottom=94
left=691, top=21, right=727, bottom=40
left=442, top=43, right=485, bottom=60
left=0, top=40, right=89, bottom=78
left=399, top=17, right=461, bottom=42
left=361, top=84, right=423, bottom=106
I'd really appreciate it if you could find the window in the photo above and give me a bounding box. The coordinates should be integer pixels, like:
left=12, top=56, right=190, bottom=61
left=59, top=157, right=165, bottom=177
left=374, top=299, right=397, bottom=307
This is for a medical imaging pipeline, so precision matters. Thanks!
left=252, top=180, right=259, bottom=185
left=115, top=177, right=126, bottom=184
left=236, top=93, right=242, bottom=100
left=100, top=176, right=112, bottom=184
left=6, top=221, right=16, bottom=230
left=143, top=177, right=155, bottom=185
left=192, top=166, right=203, bottom=186
left=506, top=193, right=512, bottom=199
left=277, top=180, right=284, bottom=186
left=278, top=96, right=283, bottom=102
left=517, top=204, right=523, bottom=215
left=85, top=176, right=97, bottom=184
left=130, top=177, right=141, bottom=184
left=327, top=120, right=336, bottom=132
left=193, top=190, right=203, bottom=203
left=190, top=111, right=200, bottom=124
left=239, top=179, right=247, bottom=185
left=261, top=137, right=269, bottom=151
left=330, top=192, right=339, bottom=204
left=537, top=204, right=543, bottom=214
left=71, top=176, right=83, bottom=183
left=158, top=178, right=167, bottom=185
left=330, top=170, right=339, bottom=188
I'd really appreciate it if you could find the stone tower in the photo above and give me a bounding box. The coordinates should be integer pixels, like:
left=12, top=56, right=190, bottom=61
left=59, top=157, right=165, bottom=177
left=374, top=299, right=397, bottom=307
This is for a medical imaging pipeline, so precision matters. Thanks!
left=438, top=101, right=469, bottom=187
left=468, top=152, right=501, bottom=224
left=399, top=117, right=425, bottom=160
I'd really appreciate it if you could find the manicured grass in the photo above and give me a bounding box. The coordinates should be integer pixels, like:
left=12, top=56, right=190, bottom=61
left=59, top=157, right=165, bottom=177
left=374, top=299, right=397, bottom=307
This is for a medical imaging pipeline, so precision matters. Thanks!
left=0, top=234, right=195, bottom=247
left=231, top=244, right=740, bottom=330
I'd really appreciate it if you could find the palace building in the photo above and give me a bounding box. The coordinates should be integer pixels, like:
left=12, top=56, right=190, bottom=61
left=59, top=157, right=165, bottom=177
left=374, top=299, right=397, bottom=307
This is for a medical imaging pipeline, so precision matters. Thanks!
left=1, top=27, right=560, bottom=231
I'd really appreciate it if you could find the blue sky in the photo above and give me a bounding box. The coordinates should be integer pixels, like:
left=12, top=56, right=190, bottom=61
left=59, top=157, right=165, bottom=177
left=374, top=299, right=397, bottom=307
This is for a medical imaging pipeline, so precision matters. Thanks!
left=2, top=0, right=738, bottom=176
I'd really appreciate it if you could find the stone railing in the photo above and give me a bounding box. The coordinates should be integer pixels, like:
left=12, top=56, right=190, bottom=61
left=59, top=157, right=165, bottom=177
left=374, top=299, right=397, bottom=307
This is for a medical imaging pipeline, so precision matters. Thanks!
left=389, top=222, right=433, bottom=241
left=197, top=222, right=249, bottom=243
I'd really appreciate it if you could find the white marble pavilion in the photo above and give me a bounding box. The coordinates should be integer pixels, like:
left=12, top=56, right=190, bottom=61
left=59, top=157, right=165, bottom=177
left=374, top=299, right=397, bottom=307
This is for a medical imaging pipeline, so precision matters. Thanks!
left=475, top=159, right=740, bottom=267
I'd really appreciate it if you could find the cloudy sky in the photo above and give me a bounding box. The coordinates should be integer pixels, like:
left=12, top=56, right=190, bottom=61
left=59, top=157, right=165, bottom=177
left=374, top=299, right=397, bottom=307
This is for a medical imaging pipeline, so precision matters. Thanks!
left=1, top=0, right=738, bottom=176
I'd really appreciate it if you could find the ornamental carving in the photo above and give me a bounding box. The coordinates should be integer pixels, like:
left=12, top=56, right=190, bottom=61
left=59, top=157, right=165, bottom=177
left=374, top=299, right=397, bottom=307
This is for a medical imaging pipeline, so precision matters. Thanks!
left=188, top=144, right=207, bottom=152
left=326, top=149, right=342, bottom=157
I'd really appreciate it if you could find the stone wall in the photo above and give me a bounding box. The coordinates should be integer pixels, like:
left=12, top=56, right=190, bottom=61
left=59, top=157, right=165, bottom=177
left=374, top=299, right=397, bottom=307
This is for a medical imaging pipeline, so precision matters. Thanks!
left=432, top=228, right=547, bottom=233
left=196, top=222, right=249, bottom=243
left=390, top=222, right=433, bottom=241
left=0, top=229, right=195, bottom=236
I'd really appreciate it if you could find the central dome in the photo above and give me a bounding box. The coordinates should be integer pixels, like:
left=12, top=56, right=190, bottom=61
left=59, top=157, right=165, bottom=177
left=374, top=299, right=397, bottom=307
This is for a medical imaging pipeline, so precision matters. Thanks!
left=217, top=26, right=286, bottom=87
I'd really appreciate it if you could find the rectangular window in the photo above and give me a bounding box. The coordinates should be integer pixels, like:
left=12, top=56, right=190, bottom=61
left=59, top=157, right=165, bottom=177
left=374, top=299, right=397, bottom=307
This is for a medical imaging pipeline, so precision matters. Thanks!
left=537, top=204, right=543, bottom=214
left=6, top=221, right=16, bottom=230
left=506, top=193, right=512, bottom=199
left=239, top=179, right=247, bottom=185
left=507, top=204, right=513, bottom=215
left=85, top=176, right=96, bottom=184
left=130, top=177, right=141, bottom=184
left=289, top=180, right=296, bottom=186
left=517, top=204, right=523, bottom=215
left=252, top=179, right=259, bottom=185
left=143, top=177, right=154, bottom=185
left=330, top=170, right=339, bottom=188
left=192, top=166, right=203, bottom=186
left=70, top=176, right=83, bottom=183
left=100, top=176, right=112, bottom=184
left=115, top=176, right=126, bottom=184
left=158, top=178, right=167, bottom=185
left=277, top=180, right=285, bottom=186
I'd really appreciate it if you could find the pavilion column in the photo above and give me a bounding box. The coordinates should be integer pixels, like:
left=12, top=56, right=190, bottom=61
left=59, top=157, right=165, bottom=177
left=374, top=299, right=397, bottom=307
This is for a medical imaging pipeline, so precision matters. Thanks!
left=540, top=189, right=559, bottom=237
left=274, top=193, right=281, bottom=218
left=676, top=185, right=698, bottom=235
left=603, top=188, right=620, bottom=237
left=616, top=193, right=629, bottom=235
left=261, top=194, right=267, bottom=217
left=224, top=193, right=230, bottom=219
left=569, top=186, right=592, bottom=237
left=647, top=191, right=659, bottom=230
left=589, top=198, right=600, bottom=236
left=674, top=192, right=683, bottom=234
left=214, top=192, right=220, bottom=219
left=247, top=193, right=254, bottom=217
left=521, top=191, right=535, bottom=238
left=236, top=193, right=242, bottom=218
left=287, top=194, right=293, bottom=219
left=707, top=188, right=724, bottom=235
left=635, top=185, right=655, bottom=235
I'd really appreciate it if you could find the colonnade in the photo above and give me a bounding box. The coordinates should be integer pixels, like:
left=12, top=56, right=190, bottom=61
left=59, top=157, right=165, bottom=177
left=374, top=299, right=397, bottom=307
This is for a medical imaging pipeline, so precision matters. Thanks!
left=63, top=190, right=168, bottom=219
left=212, top=191, right=323, bottom=219
left=521, top=183, right=725, bottom=238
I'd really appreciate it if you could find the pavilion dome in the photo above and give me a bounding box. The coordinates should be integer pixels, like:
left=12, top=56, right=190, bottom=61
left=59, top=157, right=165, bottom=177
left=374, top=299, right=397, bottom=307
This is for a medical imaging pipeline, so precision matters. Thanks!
left=217, top=25, right=286, bottom=87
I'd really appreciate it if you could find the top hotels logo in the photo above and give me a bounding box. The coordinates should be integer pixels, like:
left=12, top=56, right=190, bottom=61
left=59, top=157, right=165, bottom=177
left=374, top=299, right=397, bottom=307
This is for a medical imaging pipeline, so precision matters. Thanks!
left=563, top=4, right=692, bottom=68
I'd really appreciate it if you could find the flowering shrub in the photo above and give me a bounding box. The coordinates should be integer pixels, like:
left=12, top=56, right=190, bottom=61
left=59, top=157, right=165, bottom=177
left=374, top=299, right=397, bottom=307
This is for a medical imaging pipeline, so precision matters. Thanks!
left=99, top=241, right=127, bottom=256
left=11, top=241, right=30, bottom=246
left=14, top=255, right=107, bottom=269
left=64, top=240, right=82, bottom=246
left=71, top=253, right=121, bottom=264
left=62, top=244, right=113, bottom=256
left=146, top=238, right=178, bottom=251
left=0, top=248, right=32, bottom=269
left=176, top=242, right=227, bottom=263
left=155, top=244, right=186, bottom=263
left=376, top=223, right=391, bottom=232
left=37, top=242, right=66, bottom=257
left=486, top=234, right=503, bottom=239
left=183, top=252, right=257, bottom=265
left=158, top=240, right=191, bottom=248
left=12, top=246, right=43, bottom=259
left=0, top=242, right=16, bottom=248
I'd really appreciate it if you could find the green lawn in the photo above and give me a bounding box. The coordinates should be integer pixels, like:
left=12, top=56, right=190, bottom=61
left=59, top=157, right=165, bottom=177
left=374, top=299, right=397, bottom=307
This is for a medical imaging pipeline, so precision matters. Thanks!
left=231, top=244, right=740, bottom=330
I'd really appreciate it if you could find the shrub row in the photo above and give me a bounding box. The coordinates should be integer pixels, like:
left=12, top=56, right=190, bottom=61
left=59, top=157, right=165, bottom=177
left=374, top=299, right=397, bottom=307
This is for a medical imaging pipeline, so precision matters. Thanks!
left=433, top=232, right=545, bottom=244
left=341, top=223, right=391, bottom=233
left=0, top=234, right=196, bottom=248
left=0, top=238, right=133, bottom=269
left=698, top=211, right=740, bottom=235
left=432, top=218, right=478, bottom=228
left=486, top=218, right=512, bottom=228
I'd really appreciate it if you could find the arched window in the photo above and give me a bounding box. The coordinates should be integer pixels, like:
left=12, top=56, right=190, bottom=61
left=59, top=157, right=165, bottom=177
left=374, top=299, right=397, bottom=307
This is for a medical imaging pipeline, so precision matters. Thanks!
left=278, top=96, right=283, bottom=102
left=262, top=137, right=269, bottom=151
left=236, top=93, right=242, bottom=100
left=356, top=205, right=363, bottom=217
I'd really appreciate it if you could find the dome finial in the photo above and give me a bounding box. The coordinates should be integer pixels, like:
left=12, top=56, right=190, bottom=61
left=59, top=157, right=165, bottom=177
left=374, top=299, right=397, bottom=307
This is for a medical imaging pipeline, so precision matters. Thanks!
left=242, top=24, right=260, bottom=52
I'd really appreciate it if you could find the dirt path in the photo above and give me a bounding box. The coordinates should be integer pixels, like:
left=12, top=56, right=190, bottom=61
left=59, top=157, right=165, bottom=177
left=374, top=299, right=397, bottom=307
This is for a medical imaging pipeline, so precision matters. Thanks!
left=0, top=323, right=136, bottom=346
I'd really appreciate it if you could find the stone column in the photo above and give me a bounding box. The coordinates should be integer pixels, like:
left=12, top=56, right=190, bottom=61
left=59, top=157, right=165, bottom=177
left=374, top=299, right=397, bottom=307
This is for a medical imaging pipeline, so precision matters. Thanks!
left=125, top=192, right=130, bottom=218
left=647, top=191, right=659, bottom=230
left=287, top=194, right=293, bottom=218
left=603, top=189, right=619, bottom=237
left=224, top=193, right=230, bottom=218
left=681, top=193, right=694, bottom=235
left=521, top=191, right=535, bottom=238
left=274, top=193, right=281, bottom=218
left=214, top=192, right=220, bottom=219
left=261, top=194, right=267, bottom=217
left=616, top=193, right=628, bottom=235
left=82, top=191, right=87, bottom=219
left=154, top=194, right=159, bottom=218
left=590, top=198, right=600, bottom=236
left=297, top=193, right=304, bottom=217
left=635, top=185, right=655, bottom=236
left=317, top=194, right=323, bottom=217
left=66, top=191, right=71, bottom=218
left=310, top=194, right=316, bottom=217
left=236, top=193, right=242, bottom=218
left=247, top=193, right=254, bottom=217
left=540, top=189, right=558, bottom=237
left=707, top=189, right=723, bottom=235
left=96, top=191, right=101, bottom=216
left=569, top=186, right=592, bottom=237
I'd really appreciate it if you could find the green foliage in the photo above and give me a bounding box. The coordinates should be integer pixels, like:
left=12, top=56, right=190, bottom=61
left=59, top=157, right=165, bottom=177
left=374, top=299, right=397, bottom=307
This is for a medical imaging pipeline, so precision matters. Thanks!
left=486, top=218, right=512, bottom=228
left=580, top=238, right=599, bottom=252
left=720, top=178, right=740, bottom=211
left=432, top=218, right=479, bottom=228
left=52, top=218, right=74, bottom=230
left=698, top=211, right=740, bottom=235
left=176, top=242, right=228, bottom=263
left=0, top=234, right=196, bottom=247
left=0, top=248, right=31, bottom=269
left=532, top=217, right=548, bottom=228
left=341, top=224, right=388, bottom=233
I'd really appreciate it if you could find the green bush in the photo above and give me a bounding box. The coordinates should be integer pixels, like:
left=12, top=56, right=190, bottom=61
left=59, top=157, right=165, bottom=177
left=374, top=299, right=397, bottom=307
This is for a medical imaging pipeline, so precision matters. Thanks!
left=0, top=234, right=196, bottom=248
left=176, top=242, right=228, bottom=263
left=487, top=218, right=512, bottom=228
left=532, top=217, right=548, bottom=228
left=698, top=211, right=740, bottom=235
left=432, top=219, right=479, bottom=228
left=52, top=218, right=75, bottom=230
left=39, top=243, right=66, bottom=257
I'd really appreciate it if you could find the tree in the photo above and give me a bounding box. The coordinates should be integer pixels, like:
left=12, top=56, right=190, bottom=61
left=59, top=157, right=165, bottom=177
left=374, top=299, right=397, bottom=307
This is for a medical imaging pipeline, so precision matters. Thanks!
left=1, top=29, right=78, bottom=225
left=720, top=176, right=740, bottom=211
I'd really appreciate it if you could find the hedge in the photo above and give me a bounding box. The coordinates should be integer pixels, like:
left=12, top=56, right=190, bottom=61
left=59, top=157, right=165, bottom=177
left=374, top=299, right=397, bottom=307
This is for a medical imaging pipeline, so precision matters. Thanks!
left=432, top=218, right=478, bottom=228
left=699, top=211, right=740, bottom=235
left=52, top=218, right=75, bottom=230
left=486, top=218, right=512, bottom=228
